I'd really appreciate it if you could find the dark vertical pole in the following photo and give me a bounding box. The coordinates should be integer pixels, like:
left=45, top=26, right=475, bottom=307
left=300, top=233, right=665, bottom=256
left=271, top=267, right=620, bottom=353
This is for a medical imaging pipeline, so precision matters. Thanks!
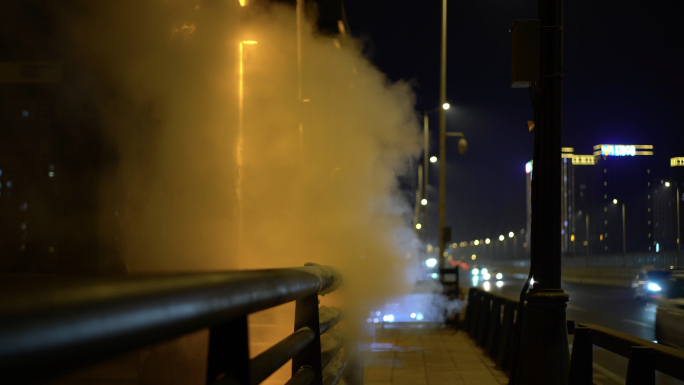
left=518, top=0, right=569, bottom=383
left=676, top=187, right=680, bottom=261
left=292, top=293, right=322, bottom=385
left=622, top=204, right=626, bottom=257
left=206, top=315, right=250, bottom=385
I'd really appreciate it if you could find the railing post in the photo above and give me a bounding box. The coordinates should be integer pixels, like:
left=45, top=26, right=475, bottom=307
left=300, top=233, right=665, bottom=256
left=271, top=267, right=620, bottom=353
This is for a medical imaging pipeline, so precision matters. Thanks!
left=206, top=314, right=250, bottom=384
left=469, top=290, right=482, bottom=336
left=477, top=294, right=491, bottom=347
left=292, top=293, right=323, bottom=385
left=625, top=346, right=655, bottom=385
left=496, top=302, right=515, bottom=370
left=568, top=326, right=592, bottom=385
left=486, top=298, right=502, bottom=357
left=465, top=288, right=476, bottom=332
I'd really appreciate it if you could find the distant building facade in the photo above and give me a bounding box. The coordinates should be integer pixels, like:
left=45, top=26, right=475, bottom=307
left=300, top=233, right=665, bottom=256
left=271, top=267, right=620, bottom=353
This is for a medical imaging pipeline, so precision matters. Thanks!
left=526, top=144, right=683, bottom=257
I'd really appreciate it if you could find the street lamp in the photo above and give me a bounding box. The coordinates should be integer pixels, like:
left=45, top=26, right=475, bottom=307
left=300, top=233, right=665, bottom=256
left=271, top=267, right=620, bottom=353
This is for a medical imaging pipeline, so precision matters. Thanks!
left=421, top=199, right=428, bottom=206
left=420, top=103, right=451, bottom=245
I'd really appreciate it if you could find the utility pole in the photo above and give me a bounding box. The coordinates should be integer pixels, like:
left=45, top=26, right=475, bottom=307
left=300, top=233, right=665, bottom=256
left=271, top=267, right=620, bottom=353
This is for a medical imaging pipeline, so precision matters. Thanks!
left=622, top=203, right=626, bottom=257
left=518, top=0, right=569, bottom=383
left=424, top=114, right=430, bottom=244
left=438, top=0, right=447, bottom=272
left=677, top=187, right=681, bottom=261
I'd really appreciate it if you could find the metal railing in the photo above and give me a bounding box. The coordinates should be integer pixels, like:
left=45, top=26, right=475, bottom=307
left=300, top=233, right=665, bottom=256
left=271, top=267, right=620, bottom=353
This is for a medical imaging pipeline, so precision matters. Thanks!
left=0, top=264, right=347, bottom=385
left=465, top=287, right=684, bottom=384
left=463, top=287, right=519, bottom=372
left=569, top=322, right=684, bottom=384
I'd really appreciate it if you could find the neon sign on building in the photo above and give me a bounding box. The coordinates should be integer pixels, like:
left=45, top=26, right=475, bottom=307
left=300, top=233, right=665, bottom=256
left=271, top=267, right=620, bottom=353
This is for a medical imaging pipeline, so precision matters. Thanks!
left=601, top=145, right=636, bottom=157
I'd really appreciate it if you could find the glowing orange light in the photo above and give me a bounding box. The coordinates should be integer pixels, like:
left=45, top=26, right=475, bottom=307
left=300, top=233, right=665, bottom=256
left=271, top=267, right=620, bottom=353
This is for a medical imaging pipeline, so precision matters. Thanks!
left=239, top=0, right=248, bottom=6
left=242, top=40, right=257, bottom=45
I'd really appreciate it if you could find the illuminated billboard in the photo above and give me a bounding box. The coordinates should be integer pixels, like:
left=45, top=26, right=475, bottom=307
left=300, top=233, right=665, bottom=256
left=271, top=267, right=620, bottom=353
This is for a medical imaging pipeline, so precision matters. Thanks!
left=593, top=144, right=653, bottom=157
left=601, top=145, right=636, bottom=157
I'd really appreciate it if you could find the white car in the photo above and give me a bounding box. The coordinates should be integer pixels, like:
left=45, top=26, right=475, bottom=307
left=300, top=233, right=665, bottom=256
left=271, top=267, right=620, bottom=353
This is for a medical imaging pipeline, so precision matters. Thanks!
left=655, top=274, right=684, bottom=349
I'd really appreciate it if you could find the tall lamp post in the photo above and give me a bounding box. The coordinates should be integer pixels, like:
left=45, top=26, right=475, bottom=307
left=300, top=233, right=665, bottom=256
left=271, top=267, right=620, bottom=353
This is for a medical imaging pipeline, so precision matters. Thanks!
left=438, top=0, right=448, bottom=269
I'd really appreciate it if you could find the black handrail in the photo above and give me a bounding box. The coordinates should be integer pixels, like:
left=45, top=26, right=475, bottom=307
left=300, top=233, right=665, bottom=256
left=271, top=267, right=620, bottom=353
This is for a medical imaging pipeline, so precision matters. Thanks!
left=466, top=287, right=684, bottom=384
left=0, top=265, right=345, bottom=385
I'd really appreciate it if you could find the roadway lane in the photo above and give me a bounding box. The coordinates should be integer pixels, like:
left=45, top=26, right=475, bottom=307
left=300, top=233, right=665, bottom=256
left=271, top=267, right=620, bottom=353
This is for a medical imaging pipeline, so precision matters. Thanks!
left=463, top=272, right=684, bottom=385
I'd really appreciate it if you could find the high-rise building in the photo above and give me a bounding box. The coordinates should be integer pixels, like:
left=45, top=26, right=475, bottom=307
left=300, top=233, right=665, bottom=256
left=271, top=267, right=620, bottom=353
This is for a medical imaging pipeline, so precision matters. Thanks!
left=525, top=143, right=684, bottom=257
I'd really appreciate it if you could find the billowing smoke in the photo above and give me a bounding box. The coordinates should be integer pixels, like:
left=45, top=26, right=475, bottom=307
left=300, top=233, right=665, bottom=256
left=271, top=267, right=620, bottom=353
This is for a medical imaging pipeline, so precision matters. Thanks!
left=55, top=0, right=424, bottom=383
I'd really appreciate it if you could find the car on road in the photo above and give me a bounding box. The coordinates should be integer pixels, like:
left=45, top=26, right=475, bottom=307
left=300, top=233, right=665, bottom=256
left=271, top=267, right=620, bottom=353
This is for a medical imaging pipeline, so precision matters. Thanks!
left=655, top=274, right=684, bottom=349
left=632, top=267, right=683, bottom=300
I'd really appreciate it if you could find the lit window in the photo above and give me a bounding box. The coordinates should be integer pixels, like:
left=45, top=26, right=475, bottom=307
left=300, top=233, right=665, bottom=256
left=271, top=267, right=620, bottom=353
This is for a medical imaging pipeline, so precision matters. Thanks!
left=604, top=220, right=608, bottom=225
left=604, top=182, right=607, bottom=186
left=604, top=207, right=607, bottom=212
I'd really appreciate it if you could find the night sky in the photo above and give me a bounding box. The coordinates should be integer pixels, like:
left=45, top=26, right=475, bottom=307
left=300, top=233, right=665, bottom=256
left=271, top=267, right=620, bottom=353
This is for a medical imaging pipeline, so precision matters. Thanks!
left=343, top=0, right=684, bottom=244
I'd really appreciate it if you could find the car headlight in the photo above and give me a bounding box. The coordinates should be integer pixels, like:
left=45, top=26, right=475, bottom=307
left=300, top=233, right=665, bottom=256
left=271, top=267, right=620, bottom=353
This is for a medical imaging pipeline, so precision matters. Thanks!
left=472, top=268, right=479, bottom=275
left=496, top=273, right=503, bottom=280
left=647, top=282, right=662, bottom=291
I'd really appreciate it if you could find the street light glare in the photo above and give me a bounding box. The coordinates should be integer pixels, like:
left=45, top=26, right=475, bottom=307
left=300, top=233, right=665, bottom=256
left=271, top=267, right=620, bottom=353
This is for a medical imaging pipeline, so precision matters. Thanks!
left=474, top=240, right=480, bottom=246
left=415, top=223, right=422, bottom=230
left=442, top=103, right=450, bottom=110
left=613, top=199, right=618, bottom=204
left=665, top=182, right=671, bottom=187
left=421, top=199, right=428, bottom=206
left=429, top=156, right=438, bottom=163
left=485, top=238, right=491, bottom=244
left=508, top=232, right=514, bottom=238
left=242, top=40, right=257, bottom=45
left=499, top=235, right=504, bottom=241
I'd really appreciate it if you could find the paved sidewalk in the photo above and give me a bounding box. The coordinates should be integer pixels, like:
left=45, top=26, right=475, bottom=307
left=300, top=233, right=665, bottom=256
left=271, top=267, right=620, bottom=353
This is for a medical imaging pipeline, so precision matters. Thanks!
left=363, top=324, right=509, bottom=385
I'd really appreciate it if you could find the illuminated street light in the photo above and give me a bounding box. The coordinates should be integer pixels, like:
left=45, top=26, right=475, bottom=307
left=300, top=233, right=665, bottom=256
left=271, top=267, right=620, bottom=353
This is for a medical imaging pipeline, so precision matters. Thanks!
left=485, top=238, right=491, bottom=244
left=442, top=103, right=450, bottom=110
left=415, top=223, right=422, bottom=230
left=474, top=240, right=480, bottom=246
left=499, top=235, right=504, bottom=241
left=421, top=199, right=428, bottom=205
left=508, top=232, right=514, bottom=238
left=665, top=182, right=671, bottom=187
left=430, top=156, right=438, bottom=163
left=613, top=199, right=618, bottom=204
left=425, top=258, right=438, bottom=268
left=471, top=254, right=477, bottom=260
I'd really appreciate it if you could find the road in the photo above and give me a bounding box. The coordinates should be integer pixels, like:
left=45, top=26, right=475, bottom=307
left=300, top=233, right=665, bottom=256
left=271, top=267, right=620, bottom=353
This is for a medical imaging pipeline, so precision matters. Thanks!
left=464, top=272, right=684, bottom=385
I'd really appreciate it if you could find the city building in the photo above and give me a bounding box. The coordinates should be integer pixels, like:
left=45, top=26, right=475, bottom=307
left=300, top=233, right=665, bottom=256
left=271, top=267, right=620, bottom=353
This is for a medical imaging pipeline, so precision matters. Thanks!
left=526, top=144, right=684, bottom=257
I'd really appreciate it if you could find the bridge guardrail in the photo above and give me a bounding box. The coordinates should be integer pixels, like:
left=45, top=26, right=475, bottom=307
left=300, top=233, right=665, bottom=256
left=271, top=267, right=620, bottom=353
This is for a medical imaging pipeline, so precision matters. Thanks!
left=0, top=263, right=346, bottom=385
left=569, top=322, right=684, bottom=384
left=463, top=287, right=520, bottom=372
left=465, top=287, right=684, bottom=384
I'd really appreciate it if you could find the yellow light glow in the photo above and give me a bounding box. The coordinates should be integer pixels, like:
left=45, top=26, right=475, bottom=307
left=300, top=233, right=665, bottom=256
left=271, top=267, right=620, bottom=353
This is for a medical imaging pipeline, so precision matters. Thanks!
left=571, top=234, right=575, bottom=242
left=471, top=254, right=477, bottom=260
left=421, top=199, right=428, bottom=205
left=508, top=232, right=514, bottom=238
left=613, top=199, right=618, bottom=204
left=665, top=182, right=671, bottom=187
left=442, top=103, right=450, bottom=110
left=239, top=0, right=248, bottom=6
left=671, top=157, right=684, bottom=167
left=242, top=40, right=257, bottom=45
left=430, top=156, right=438, bottom=163
left=499, top=235, right=504, bottom=241
left=415, top=223, right=422, bottom=230
left=485, top=238, right=491, bottom=244
left=474, top=240, right=480, bottom=246
left=600, top=234, right=604, bottom=241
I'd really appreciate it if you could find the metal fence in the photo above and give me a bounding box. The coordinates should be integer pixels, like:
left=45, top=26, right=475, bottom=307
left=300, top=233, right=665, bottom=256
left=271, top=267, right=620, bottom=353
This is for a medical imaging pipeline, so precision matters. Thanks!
left=465, top=287, right=684, bottom=384
left=0, top=265, right=348, bottom=385
left=463, top=287, right=519, bottom=373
